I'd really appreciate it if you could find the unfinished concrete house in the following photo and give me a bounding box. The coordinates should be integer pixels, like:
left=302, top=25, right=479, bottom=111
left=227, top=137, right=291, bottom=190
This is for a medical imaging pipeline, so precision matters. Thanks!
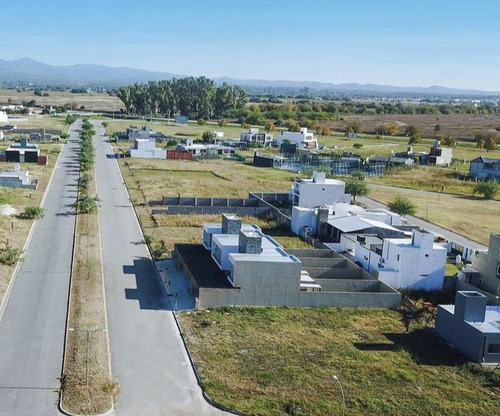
left=172, top=214, right=400, bottom=309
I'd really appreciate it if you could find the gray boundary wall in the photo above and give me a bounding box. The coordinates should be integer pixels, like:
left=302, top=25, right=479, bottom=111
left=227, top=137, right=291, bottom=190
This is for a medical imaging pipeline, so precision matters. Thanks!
left=197, top=287, right=400, bottom=309
left=155, top=193, right=292, bottom=225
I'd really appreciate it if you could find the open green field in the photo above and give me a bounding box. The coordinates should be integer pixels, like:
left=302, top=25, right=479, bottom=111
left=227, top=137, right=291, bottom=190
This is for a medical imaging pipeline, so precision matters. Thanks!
left=179, top=307, right=500, bottom=416
left=0, top=143, right=62, bottom=305
left=366, top=185, right=499, bottom=245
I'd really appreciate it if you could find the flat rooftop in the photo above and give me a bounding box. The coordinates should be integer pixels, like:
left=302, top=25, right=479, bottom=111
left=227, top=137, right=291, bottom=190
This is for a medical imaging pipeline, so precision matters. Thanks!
left=176, top=244, right=232, bottom=289
left=440, top=305, right=500, bottom=334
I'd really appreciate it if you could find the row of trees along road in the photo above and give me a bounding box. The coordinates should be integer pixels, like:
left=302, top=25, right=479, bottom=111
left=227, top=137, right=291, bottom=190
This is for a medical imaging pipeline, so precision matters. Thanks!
left=116, top=78, right=248, bottom=119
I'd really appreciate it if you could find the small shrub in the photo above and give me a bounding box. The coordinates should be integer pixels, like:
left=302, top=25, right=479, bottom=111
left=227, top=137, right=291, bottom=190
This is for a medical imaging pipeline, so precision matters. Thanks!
left=75, top=195, right=99, bottom=214
left=0, top=246, right=22, bottom=265
left=20, top=206, right=45, bottom=220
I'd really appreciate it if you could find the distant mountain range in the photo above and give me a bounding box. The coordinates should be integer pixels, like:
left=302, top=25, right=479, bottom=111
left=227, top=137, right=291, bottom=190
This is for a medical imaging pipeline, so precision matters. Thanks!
left=1, top=57, right=499, bottom=96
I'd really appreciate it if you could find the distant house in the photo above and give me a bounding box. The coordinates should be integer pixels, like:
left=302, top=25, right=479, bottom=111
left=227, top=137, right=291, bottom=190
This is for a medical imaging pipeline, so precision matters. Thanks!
left=175, top=115, right=189, bottom=125
left=428, top=140, right=452, bottom=166
left=458, top=233, right=500, bottom=301
left=436, top=291, right=500, bottom=364
left=275, top=127, right=318, bottom=149
left=469, top=156, right=500, bottom=181
left=175, top=143, right=235, bottom=157
left=396, top=140, right=452, bottom=166
left=0, top=111, right=8, bottom=122
left=342, top=229, right=447, bottom=290
left=129, top=139, right=166, bottom=159
left=120, top=125, right=166, bottom=142
left=0, top=163, right=36, bottom=189
left=10, top=128, right=62, bottom=142
left=369, top=155, right=414, bottom=166
left=5, top=138, right=40, bottom=163
left=240, top=128, right=273, bottom=147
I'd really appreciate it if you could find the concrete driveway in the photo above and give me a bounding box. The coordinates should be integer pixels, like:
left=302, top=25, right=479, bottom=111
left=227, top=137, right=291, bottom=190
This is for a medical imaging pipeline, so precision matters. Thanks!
left=0, top=123, right=80, bottom=415
left=93, top=121, right=230, bottom=416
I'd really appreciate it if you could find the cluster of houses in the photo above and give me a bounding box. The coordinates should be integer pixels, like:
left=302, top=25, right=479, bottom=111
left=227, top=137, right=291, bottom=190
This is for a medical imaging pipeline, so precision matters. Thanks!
left=239, top=127, right=319, bottom=149
left=163, top=168, right=500, bottom=364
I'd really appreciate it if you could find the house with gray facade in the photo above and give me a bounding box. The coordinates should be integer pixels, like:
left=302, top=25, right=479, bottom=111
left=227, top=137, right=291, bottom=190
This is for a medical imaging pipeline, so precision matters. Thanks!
left=458, top=233, right=500, bottom=302
left=436, top=291, right=500, bottom=364
left=469, top=156, right=500, bottom=181
left=119, top=125, right=166, bottom=142
left=172, top=214, right=400, bottom=310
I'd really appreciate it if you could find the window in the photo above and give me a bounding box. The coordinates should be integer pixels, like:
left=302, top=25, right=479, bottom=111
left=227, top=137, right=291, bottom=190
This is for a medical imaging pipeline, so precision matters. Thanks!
left=497, top=264, right=500, bottom=277
left=488, top=343, right=500, bottom=354
left=397, top=254, right=400, bottom=261
left=425, top=254, right=429, bottom=258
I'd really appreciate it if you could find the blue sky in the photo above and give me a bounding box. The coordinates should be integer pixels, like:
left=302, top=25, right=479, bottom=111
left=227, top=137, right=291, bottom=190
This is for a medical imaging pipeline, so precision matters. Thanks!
left=1, top=0, right=500, bottom=90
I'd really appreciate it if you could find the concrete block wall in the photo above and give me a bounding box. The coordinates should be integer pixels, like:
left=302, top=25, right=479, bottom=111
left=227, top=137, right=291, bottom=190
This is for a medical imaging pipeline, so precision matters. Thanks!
left=314, top=279, right=382, bottom=292
left=436, top=307, right=485, bottom=362
left=307, top=267, right=364, bottom=279
left=298, top=291, right=401, bottom=309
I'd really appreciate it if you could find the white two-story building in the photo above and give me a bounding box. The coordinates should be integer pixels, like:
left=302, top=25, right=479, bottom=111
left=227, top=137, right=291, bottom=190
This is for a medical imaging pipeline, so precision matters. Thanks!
left=341, top=229, right=447, bottom=290
left=290, top=171, right=350, bottom=208
left=276, top=127, right=318, bottom=149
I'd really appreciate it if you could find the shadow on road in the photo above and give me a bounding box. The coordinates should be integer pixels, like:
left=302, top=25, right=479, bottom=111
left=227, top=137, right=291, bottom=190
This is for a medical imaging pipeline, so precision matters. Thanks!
left=123, top=258, right=169, bottom=310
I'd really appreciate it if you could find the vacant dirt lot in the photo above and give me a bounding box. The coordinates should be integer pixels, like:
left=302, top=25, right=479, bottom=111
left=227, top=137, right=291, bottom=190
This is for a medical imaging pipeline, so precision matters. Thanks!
left=0, top=89, right=123, bottom=112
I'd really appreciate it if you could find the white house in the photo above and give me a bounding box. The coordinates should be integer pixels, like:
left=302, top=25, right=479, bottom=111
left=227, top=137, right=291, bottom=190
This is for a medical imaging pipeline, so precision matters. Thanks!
left=342, top=229, right=447, bottom=290
left=0, top=163, right=34, bottom=188
left=291, top=201, right=401, bottom=242
left=290, top=171, right=350, bottom=208
left=240, top=128, right=273, bottom=147
left=175, top=143, right=235, bottom=157
left=129, top=138, right=166, bottom=159
left=0, top=111, right=8, bottom=123
left=276, top=127, right=318, bottom=149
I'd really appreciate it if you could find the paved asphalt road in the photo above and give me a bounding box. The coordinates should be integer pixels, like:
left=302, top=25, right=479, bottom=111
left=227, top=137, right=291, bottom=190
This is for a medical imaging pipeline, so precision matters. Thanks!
left=93, top=121, right=228, bottom=416
left=359, top=183, right=488, bottom=251
left=0, top=123, right=80, bottom=415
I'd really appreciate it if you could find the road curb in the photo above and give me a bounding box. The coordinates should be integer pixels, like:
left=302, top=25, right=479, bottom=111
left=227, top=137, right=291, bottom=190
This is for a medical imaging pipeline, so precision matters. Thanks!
left=0, top=141, right=65, bottom=323
left=58, top=121, right=115, bottom=416
left=109, top=136, right=243, bottom=416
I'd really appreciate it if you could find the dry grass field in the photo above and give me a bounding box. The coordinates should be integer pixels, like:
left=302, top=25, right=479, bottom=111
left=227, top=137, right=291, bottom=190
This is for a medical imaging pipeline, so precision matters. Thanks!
left=0, top=89, right=123, bottom=112
left=0, top=144, right=61, bottom=305
left=366, top=185, right=499, bottom=245
left=179, top=307, right=500, bottom=416
left=327, top=113, right=500, bottom=141
left=367, top=166, right=500, bottom=200
left=115, top=156, right=310, bottom=255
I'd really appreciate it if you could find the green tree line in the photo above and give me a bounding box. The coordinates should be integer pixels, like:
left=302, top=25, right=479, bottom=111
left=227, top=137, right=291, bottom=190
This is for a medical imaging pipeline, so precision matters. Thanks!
left=115, top=78, right=248, bottom=119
